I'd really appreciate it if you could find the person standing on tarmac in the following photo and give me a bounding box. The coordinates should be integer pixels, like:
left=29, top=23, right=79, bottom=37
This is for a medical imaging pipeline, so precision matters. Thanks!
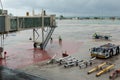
left=59, top=36, right=62, bottom=44
left=50, top=37, right=53, bottom=44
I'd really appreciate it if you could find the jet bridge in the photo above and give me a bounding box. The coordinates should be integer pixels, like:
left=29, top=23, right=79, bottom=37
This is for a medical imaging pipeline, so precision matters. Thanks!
left=0, top=10, right=57, bottom=50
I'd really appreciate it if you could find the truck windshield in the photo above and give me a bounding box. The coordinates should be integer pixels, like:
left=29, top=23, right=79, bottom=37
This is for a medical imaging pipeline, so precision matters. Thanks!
left=92, top=48, right=106, bottom=53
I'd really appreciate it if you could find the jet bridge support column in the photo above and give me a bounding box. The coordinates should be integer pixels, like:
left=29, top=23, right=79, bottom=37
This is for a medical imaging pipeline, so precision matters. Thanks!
left=0, top=34, right=4, bottom=59
left=33, top=28, right=40, bottom=48
left=33, top=29, right=35, bottom=42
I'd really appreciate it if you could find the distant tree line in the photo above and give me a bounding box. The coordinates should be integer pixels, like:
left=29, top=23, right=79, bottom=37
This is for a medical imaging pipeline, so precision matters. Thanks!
left=57, top=15, right=120, bottom=20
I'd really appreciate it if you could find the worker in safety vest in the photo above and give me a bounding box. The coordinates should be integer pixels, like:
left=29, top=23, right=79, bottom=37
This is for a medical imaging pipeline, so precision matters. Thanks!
left=93, top=33, right=98, bottom=39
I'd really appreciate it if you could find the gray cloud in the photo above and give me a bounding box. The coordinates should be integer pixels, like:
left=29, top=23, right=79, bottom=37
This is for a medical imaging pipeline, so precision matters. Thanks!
left=2, top=0, right=120, bottom=16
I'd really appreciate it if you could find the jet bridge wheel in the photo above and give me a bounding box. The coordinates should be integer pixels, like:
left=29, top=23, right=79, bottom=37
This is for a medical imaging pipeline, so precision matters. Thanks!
left=0, top=47, right=3, bottom=53
left=40, top=43, right=43, bottom=50
left=33, top=42, right=37, bottom=48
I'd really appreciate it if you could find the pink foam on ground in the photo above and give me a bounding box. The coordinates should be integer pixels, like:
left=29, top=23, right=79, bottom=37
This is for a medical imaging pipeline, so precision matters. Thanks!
left=0, top=40, right=83, bottom=69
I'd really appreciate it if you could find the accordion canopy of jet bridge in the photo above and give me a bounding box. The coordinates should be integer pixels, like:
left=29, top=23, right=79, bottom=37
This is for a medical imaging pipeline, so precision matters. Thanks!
left=0, top=14, right=56, bottom=34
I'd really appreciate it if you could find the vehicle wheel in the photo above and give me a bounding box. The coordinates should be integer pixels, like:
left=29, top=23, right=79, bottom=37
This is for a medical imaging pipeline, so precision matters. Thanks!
left=64, top=66, right=66, bottom=68
left=109, top=76, right=112, bottom=79
left=90, top=62, right=92, bottom=66
left=105, top=36, right=108, bottom=40
left=79, top=65, right=81, bottom=69
left=116, top=49, right=118, bottom=55
left=76, top=62, right=78, bottom=66
left=110, top=49, right=113, bottom=57
left=95, top=36, right=99, bottom=39
left=116, top=46, right=119, bottom=54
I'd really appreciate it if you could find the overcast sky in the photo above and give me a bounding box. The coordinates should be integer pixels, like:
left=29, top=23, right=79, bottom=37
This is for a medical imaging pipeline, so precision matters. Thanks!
left=1, top=0, right=120, bottom=16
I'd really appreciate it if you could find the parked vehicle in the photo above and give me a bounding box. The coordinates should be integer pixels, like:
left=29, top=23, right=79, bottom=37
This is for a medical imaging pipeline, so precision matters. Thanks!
left=109, top=69, right=120, bottom=79
left=79, top=57, right=96, bottom=68
left=64, top=61, right=77, bottom=68
left=90, top=43, right=120, bottom=58
left=88, top=62, right=107, bottom=74
left=63, top=57, right=79, bottom=68
left=96, top=64, right=114, bottom=77
left=92, top=32, right=112, bottom=40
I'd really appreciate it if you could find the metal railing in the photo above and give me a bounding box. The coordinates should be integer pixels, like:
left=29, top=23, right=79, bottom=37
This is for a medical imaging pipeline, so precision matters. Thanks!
left=41, top=26, right=56, bottom=49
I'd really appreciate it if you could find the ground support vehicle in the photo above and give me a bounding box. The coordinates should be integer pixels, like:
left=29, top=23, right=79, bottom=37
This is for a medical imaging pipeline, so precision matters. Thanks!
left=87, top=62, right=107, bottom=74
left=56, top=56, right=79, bottom=68
left=63, top=57, right=79, bottom=68
left=109, top=69, right=120, bottom=80
left=96, top=64, right=114, bottom=77
left=92, top=32, right=112, bottom=40
left=90, top=43, right=120, bottom=58
left=88, top=62, right=114, bottom=77
left=79, top=57, right=96, bottom=68
left=64, top=60, right=78, bottom=68
left=57, top=56, right=73, bottom=65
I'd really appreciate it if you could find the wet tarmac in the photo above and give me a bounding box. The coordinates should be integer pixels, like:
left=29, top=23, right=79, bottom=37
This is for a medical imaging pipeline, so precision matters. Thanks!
left=20, top=20, right=120, bottom=80
left=0, top=66, right=46, bottom=80
left=1, top=19, right=120, bottom=80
